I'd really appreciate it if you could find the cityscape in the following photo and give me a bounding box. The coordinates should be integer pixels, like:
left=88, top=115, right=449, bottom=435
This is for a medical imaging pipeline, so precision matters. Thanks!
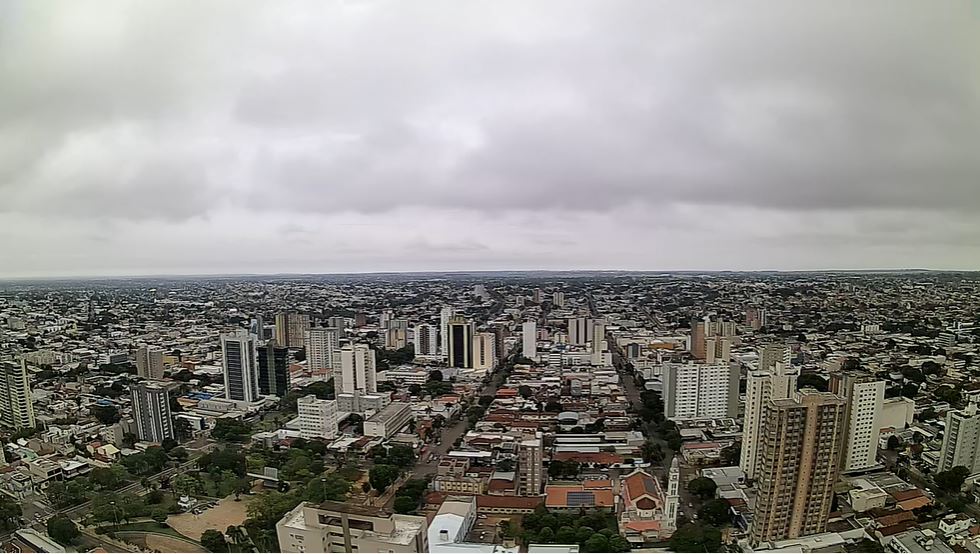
left=3, top=1, right=980, bottom=553
left=0, top=271, right=976, bottom=552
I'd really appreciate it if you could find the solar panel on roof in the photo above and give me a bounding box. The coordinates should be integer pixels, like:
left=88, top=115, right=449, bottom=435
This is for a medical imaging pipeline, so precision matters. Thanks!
left=566, top=491, right=595, bottom=507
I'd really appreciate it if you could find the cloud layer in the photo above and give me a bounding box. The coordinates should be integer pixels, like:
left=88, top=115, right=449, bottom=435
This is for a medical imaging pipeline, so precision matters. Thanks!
left=2, top=1, right=979, bottom=276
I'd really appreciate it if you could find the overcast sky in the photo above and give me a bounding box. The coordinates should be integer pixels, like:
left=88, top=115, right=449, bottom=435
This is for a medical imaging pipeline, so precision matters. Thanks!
left=2, top=1, right=979, bottom=277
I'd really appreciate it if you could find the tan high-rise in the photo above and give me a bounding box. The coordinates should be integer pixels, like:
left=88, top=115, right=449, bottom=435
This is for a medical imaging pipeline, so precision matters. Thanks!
left=275, top=312, right=310, bottom=348
left=750, top=390, right=846, bottom=546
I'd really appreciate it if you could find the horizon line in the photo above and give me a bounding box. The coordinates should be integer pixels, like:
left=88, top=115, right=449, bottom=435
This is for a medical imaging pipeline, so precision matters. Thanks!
left=2, top=267, right=979, bottom=282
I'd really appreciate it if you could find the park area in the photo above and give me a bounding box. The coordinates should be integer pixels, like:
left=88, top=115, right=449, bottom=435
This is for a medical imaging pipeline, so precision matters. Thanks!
left=168, top=496, right=251, bottom=541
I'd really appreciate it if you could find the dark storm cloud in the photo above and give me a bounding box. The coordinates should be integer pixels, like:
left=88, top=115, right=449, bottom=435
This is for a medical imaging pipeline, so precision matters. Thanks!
left=0, top=1, right=978, bottom=276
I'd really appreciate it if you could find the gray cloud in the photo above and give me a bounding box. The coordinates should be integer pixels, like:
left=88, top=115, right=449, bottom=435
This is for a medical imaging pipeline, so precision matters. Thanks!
left=0, top=1, right=978, bottom=275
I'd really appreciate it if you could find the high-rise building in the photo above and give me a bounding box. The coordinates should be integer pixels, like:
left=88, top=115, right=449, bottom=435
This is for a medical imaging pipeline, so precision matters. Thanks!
left=830, top=372, right=884, bottom=472
left=750, top=391, right=846, bottom=546
left=518, top=433, right=544, bottom=496
left=275, top=312, right=310, bottom=348
left=532, top=288, right=542, bottom=304
left=135, top=345, right=165, bottom=380
left=340, top=343, right=377, bottom=395
left=741, top=362, right=800, bottom=479
left=939, top=404, right=980, bottom=474
left=380, top=309, right=394, bottom=329
left=472, top=333, right=496, bottom=371
left=305, top=328, right=340, bottom=376
left=567, top=317, right=593, bottom=346
left=413, top=324, right=439, bottom=357
left=691, top=317, right=736, bottom=360
left=746, top=307, right=767, bottom=331
left=439, top=307, right=455, bottom=356
left=131, top=381, right=174, bottom=443
left=522, top=321, right=537, bottom=358
left=662, top=362, right=738, bottom=420
left=0, top=360, right=36, bottom=430
left=446, top=317, right=474, bottom=369
left=492, top=326, right=507, bottom=360
left=277, top=501, right=428, bottom=553
left=250, top=315, right=269, bottom=339
left=386, top=328, right=408, bottom=349
left=324, top=316, right=347, bottom=330
left=221, top=330, right=260, bottom=403
left=591, top=320, right=606, bottom=354
left=258, top=342, right=290, bottom=397
left=552, top=291, right=565, bottom=308
left=297, top=395, right=339, bottom=440
left=759, top=344, right=791, bottom=371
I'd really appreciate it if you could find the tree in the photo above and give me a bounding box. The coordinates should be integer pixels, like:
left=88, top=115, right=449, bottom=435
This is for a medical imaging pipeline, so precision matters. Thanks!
left=797, top=372, right=828, bottom=392
left=669, top=522, right=721, bottom=553
left=47, top=515, right=79, bottom=546
left=211, top=418, right=253, bottom=442
left=720, top=442, right=741, bottom=466
left=887, top=435, right=902, bottom=451
left=518, top=385, right=534, bottom=399
left=583, top=534, right=610, bottom=553
left=393, top=495, right=419, bottom=514
left=201, top=529, right=229, bottom=553
left=151, top=508, right=169, bottom=525
left=0, top=496, right=23, bottom=531
left=544, top=400, right=563, bottom=413
left=226, top=525, right=246, bottom=545
left=934, top=386, right=962, bottom=406
left=607, top=534, right=631, bottom=552
left=935, top=466, right=970, bottom=494
left=369, top=464, right=400, bottom=492
left=688, top=477, right=717, bottom=500
left=408, top=384, right=422, bottom=396
left=169, top=446, right=189, bottom=463
left=306, top=474, right=351, bottom=503
left=428, top=370, right=444, bottom=382
left=851, top=538, right=884, bottom=553
left=497, top=459, right=515, bottom=472
left=902, top=382, right=920, bottom=398
left=92, top=404, right=121, bottom=424
left=161, top=437, right=179, bottom=452
left=479, top=395, right=495, bottom=407
left=698, top=499, right=732, bottom=526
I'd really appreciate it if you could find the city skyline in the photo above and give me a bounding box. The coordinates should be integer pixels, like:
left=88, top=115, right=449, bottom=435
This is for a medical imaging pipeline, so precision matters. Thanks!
left=2, top=1, right=980, bottom=277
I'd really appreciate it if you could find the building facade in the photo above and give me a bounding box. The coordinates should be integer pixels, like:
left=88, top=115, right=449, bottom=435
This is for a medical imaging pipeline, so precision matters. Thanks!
left=831, top=371, right=885, bottom=472
left=135, top=345, right=165, bottom=380
left=275, top=312, right=310, bottom=348
left=258, top=342, right=290, bottom=397
left=741, top=361, right=800, bottom=479
left=522, top=321, right=537, bottom=359
left=413, top=324, right=439, bottom=357
left=518, top=433, right=544, bottom=496
left=339, top=343, right=377, bottom=395
left=297, top=394, right=339, bottom=440
left=662, top=362, right=738, bottom=420
left=221, top=330, right=260, bottom=403
left=446, top=318, right=473, bottom=369
left=305, top=328, right=340, bottom=377
left=473, top=333, right=497, bottom=371
left=750, top=391, right=846, bottom=546
left=0, top=360, right=36, bottom=430
left=277, top=501, right=428, bottom=553
left=939, top=404, right=980, bottom=474
left=131, top=381, right=174, bottom=443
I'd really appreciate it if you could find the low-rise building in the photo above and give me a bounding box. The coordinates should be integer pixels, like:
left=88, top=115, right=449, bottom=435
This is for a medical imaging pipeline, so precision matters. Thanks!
left=277, top=501, right=428, bottom=553
left=363, top=402, right=412, bottom=439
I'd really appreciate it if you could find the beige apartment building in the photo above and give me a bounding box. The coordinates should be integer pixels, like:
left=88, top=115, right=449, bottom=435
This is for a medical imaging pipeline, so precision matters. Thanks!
left=750, top=390, right=846, bottom=546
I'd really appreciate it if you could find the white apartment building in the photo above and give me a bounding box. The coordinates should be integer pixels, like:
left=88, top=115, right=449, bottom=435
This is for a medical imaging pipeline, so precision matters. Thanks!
left=413, top=324, right=439, bottom=356
left=305, top=327, right=340, bottom=376
left=472, top=333, right=497, bottom=371
left=522, top=321, right=537, bottom=359
left=552, top=291, right=565, bottom=307
left=662, top=362, right=738, bottom=421
left=832, top=372, right=884, bottom=472
left=340, top=343, right=377, bottom=395
left=939, top=404, right=980, bottom=473
left=135, top=345, right=165, bottom=380
left=567, top=317, right=593, bottom=346
left=440, top=307, right=455, bottom=356
left=297, top=394, right=339, bottom=440
left=1, top=360, right=36, bottom=430
left=740, top=361, right=799, bottom=479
